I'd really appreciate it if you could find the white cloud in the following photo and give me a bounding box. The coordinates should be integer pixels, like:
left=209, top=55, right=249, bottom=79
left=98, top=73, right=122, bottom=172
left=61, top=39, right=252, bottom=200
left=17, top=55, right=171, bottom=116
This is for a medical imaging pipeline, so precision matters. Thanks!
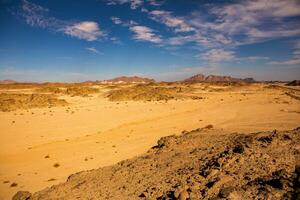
left=268, top=58, right=300, bottom=65
left=245, top=56, right=270, bottom=62
left=166, top=35, right=193, bottom=46
left=19, top=0, right=105, bottom=41
left=267, top=38, right=300, bottom=66
left=106, top=0, right=128, bottom=5
left=20, top=0, right=61, bottom=28
left=106, top=0, right=143, bottom=9
left=129, top=25, right=162, bottom=43
left=294, top=40, right=300, bottom=49
left=111, top=16, right=122, bottom=25
left=63, top=21, right=103, bottom=41
left=147, top=0, right=164, bottom=6
left=200, top=49, right=235, bottom=65
left=203, top=0, right=300, bottom=45
left=143, top=0, right=300, bottom=66
left=130, top=0, right=143, bottom=9
left=85, top=47, right=102, bottom=54
left=110, top=37, right=121, bottom=44
left=149, top=10, right=195, bottom=33
left=108, top=16, right=162, bottom=44
left=268, top=52, right=300, bottom=65
left=146, top=1, right=300, bottom=47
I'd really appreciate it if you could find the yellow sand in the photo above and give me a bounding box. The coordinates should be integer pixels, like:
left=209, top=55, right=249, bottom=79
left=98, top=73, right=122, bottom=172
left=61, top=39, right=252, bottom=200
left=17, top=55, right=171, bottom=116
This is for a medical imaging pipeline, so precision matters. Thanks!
left=0, top=84, right=299, bottom=199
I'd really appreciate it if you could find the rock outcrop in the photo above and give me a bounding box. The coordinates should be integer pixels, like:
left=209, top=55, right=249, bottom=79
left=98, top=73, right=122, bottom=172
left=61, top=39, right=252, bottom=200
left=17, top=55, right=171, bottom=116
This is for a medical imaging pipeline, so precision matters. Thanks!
left=14, top=127, right=300, bottom=199
left=286, top=80, right=300, bottom=86
left=100, top=76, right=155, bottom=84
left=0, top=80, right=17, bottom=84
left=183, top=74, right=255, bottom=83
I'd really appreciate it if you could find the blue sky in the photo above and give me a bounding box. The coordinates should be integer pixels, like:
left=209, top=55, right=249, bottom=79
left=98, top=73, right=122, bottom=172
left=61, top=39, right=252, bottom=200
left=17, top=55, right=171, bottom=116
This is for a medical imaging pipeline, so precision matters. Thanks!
left=0, top=0, right=300, bottom=82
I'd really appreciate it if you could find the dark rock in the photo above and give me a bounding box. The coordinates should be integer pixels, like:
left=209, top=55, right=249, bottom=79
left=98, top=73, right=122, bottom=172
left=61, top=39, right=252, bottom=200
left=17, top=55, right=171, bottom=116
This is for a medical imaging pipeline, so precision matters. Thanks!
left=206, top=177, right=220, bottom=188
left=12, top=191, right=32, bottom=200
left=138, top=192, right=146, bottom=198
left=218, top=187, right=235, bottom=198
left=257, top=136, right=272, bottom=143
left=233, top=144, right=244, bottom=154
left=286, top=80, right=300, bottom=86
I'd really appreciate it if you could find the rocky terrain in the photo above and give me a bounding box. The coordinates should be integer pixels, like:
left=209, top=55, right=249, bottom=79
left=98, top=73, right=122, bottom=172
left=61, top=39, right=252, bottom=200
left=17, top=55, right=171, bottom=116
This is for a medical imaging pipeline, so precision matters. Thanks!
left=183, top=74, right=255, bottom=84
left=101, top=76, right=155, bottom=84
left=13, top=127, right=300, bottom=200
left=0, top=80, right=18, bottom=84
left=36, top=86, right=99, bottom=97
left=286, top=80, right=300, bottom=86
left=106, top=83, right=200, bottom=101
left=0, top=93, right=68, bottom=112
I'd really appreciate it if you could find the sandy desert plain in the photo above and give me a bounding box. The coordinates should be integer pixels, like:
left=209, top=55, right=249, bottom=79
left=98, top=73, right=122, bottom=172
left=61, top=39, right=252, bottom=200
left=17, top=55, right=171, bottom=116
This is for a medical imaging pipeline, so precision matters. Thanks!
left=0, top=79, right=299, bottom=199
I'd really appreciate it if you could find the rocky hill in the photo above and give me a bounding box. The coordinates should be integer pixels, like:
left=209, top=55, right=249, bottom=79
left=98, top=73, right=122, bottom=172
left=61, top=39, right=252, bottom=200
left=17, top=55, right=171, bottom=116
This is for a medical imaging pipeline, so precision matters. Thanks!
left=0, top=79, right=17, bottom=84
left=100, top=76, right=155, bottom=84
left=13, top=127, right=300, bottom=200
left=286, top=80, right=300, bottom=86
left=183, top=74, right=206, bottom=82
left=183, top=74, right=255, bottom=83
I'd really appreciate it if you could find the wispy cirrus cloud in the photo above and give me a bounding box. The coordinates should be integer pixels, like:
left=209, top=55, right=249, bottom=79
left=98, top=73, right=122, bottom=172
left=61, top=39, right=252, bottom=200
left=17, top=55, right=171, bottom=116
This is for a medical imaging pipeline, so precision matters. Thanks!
left=111, top=16, right=122, bottom=25
left=244, top=56, right=270, bottom=62
left=268, top=58, right=300, bottom=65
left=268, top=42, right=300, bottom=65
left=294, top=40, right=300, bottom=49
left=20, top=0, right=61, bottom=28
left=85, top=47, right=102, bottom=54
left=149, top=10, right=195, bottom=33
left=19, top=0, right=104, bottom=41
left=147, top=0, right=164, bottom=7
left=200, top=49, right=236, bottom=65
left=110, top=16, right=162, bottom=44
left=129, top=25, right=162, bottom=43
left=142, top=0, right=300, bottom=65
left=63, top=22, right=104, bottom=41
left=106, top=0, right=143, bottom=9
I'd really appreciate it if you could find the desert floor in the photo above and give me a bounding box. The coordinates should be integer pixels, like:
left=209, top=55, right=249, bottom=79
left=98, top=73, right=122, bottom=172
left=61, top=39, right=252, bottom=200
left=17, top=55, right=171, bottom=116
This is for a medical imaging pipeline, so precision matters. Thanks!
left=0, top=84, right=299, bottom=199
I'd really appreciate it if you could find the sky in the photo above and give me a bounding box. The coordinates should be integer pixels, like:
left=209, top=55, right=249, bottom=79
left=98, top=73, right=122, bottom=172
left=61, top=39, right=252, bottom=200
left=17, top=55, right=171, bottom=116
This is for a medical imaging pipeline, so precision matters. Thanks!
left=0, top=0, right=300, bottom=82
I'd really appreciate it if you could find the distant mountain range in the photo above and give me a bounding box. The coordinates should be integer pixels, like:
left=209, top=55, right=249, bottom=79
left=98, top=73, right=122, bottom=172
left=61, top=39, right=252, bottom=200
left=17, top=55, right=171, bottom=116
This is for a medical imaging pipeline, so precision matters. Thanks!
left=99, top=76, right=155, bottom=84
left=183, top=74, right=255, bottom=83
left=0, top=79, right=18, bottom=84
left=4, top=76, right=300, bottom=85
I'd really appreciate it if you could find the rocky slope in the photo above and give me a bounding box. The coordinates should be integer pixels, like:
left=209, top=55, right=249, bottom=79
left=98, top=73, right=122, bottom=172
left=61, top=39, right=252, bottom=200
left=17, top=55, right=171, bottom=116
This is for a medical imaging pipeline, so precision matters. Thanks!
left=183, top=74, right=206, bottom=82
left=183, top=74, right=255, bottom=83
left=0, top=80, right=17, bottom=84
left=0, top=93, right=68, bottom=112
left=101, top=76, right=155, bottom=84
left=13, top=127, right=300, bottom=200
left=286, top=80, right=300, bottom=86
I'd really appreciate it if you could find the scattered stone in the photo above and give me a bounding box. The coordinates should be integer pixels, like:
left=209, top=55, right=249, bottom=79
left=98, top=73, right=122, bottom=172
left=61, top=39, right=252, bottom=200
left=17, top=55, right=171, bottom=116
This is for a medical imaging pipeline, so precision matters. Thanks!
left=204, top=124, right=213, bottom=129
left=53, top=163, right=60, bottom=168
left=10, top=182, right=18, bottom=187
